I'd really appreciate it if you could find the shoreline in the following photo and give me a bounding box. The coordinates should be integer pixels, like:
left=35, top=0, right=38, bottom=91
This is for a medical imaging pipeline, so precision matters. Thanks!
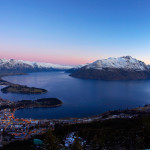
left=0, top=73, right=149, bottom=121
left=12, top=103, right=150, bottom=122
left=12, top=103, right=63, bottom=118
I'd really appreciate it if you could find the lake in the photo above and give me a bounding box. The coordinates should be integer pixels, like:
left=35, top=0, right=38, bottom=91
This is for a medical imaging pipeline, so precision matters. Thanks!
left=1, top=72, right=150, bottom=119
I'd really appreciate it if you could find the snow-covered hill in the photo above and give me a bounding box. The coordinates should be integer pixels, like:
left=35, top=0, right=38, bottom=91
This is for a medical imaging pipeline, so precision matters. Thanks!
left=0, top=58, right=73, bottom=73
left=71, top=56, right=150, bottom=80
left=86, top=56, right=149, bottom=71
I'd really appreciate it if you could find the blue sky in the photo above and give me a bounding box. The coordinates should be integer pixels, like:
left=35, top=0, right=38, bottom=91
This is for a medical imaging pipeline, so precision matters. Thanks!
left=0, top=0, right=150, bottom=65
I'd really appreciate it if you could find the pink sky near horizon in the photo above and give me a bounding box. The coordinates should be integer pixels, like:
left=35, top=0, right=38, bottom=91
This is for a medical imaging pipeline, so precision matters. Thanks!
left=1, top=51, right=150, bottom=66
left=1, top=39, right=150, bottom=66
left=0, top=52, right=96, bottom=66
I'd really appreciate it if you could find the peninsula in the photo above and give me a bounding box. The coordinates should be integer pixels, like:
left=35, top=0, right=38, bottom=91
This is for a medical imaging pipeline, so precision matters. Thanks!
left=0, top=77, right=48, bottom=94
left=1, top=85, right=47, bottom=94
left=0, top=98, right=63, bottom=111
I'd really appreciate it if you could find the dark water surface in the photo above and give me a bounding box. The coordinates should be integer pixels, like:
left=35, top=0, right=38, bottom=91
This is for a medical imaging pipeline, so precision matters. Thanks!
left=1, top=72, right=150, bottom=119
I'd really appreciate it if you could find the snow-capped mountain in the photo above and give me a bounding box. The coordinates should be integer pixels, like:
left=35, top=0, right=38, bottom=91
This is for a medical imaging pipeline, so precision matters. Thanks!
left=70, top=56, right=150, bottom=80
left=0, top=58, right=73, bottom=73
left=86, top=56, right=148, bottom=71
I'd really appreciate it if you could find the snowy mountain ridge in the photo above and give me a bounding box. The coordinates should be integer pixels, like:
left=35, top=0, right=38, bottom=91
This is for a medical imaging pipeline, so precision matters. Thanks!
left=70, top=56, right=150, bottom=80
left=0, top=58, right=73, bottom=70
left=86, top=56, right=149, bottom=71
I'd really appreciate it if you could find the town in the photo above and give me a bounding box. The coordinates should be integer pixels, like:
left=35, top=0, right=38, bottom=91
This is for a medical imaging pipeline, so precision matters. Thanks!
left=0, top=97, right=149, bottom=147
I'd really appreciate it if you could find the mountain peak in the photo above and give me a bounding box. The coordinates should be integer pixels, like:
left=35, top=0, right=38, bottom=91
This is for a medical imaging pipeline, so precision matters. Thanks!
left=86, top=56, right=148, bottom=71
left=121, top=56, right=132, bottom=59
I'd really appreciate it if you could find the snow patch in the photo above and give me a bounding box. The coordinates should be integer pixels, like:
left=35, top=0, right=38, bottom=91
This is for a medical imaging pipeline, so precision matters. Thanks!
left=64, top=132, right=86, bottom=147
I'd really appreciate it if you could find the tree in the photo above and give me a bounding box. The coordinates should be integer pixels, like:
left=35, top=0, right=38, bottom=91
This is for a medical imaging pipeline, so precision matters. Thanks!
left=44, top=128, right=60, bottom=150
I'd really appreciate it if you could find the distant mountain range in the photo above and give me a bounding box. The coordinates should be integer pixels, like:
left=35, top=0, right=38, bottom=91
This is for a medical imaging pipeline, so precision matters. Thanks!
left=0, top=59, right=74, bottom=73
left=70, top=56, right=150, bottom=80
left=1, top=57, right=150, bottom=80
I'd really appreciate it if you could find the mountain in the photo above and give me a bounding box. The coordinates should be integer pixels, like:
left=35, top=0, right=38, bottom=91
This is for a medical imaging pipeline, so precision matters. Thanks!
left=65, top=63, right=88, bottom=73
left=0, top=59, right=73, bottom=74
left=70, top=56, right=150, bottom=80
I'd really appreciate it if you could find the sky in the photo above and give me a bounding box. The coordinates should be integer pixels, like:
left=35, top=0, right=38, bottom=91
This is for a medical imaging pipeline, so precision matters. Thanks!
left=0, top=0, right=150, bottom=65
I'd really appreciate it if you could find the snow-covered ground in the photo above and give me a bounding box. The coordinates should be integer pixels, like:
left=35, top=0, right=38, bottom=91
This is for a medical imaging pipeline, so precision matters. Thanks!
left=64, top=132, right=86, bottom=148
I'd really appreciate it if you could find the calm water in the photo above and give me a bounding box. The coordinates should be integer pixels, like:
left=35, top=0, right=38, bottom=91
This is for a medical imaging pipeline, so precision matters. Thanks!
left=1, top=72, right=150, bottom=119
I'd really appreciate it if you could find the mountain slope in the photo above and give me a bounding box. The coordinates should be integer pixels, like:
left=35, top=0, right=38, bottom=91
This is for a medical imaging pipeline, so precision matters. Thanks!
left=65, top=63, right=88, bottom=73
left=0, top=59, right=73, bottom=73
left=70, top=56, right=150, bottom=80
